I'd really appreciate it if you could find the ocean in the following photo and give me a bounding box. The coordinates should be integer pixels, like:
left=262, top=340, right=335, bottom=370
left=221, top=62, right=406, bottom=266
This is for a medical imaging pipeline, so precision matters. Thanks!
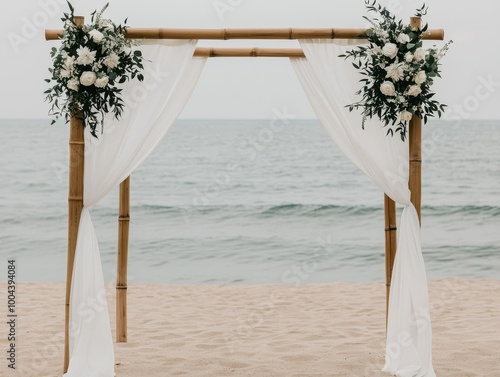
left=1, top=118, right=499, bottom=285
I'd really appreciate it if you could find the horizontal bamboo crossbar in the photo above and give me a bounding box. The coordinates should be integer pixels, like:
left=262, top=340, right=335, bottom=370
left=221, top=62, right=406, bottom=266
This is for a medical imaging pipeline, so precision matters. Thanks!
left=45, top=27, right=444, bottom=41
left=194, top=47, right=305, bottom=58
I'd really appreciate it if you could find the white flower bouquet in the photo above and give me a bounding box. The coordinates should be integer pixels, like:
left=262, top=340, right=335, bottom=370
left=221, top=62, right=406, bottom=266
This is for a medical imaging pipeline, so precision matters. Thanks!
left=45, top=2, right=145, bottom=137
left=340, top=1, right=452, bottom=140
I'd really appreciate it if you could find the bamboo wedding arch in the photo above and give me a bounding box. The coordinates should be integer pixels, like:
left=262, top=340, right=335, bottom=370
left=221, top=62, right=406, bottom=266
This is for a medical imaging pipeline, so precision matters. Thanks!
left=45, top=17, right=444, bottom=372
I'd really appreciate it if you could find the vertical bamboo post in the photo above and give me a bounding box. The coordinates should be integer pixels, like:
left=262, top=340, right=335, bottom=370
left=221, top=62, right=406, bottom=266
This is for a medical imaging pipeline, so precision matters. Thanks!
left=116, top=176, right=130, bottom=342
left=409, top=16, right=423, bottom=224
left=64, top=16, right=85, bottom=372
left=409, top=114, right=422, bottom=223
left=384, top=16, right=423, bottom=327
left=384, top=194, right=397, bottom=326
left=65, top=110, right=85, bottom=372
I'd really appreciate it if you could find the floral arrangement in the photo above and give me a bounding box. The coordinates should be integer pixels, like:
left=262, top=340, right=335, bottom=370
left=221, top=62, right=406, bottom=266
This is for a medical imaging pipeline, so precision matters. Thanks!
left=45, top=2, right=144, bottom=137
left=340, top=1, right=452, bottom=140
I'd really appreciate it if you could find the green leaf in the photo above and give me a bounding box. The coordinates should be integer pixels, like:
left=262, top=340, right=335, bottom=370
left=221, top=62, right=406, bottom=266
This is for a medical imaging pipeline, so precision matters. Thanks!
left=66, top=0, right=74, bottom=13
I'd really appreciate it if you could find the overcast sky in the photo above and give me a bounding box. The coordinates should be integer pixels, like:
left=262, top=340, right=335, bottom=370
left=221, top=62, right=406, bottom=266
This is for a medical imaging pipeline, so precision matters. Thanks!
left=1, top=0, right=499, bottom=120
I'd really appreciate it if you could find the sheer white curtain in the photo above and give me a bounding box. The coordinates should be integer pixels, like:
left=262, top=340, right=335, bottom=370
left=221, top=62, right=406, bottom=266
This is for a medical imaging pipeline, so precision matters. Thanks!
left=291, top=39, right=434, bottom=377
left=64, top=40, right=206, bottom=377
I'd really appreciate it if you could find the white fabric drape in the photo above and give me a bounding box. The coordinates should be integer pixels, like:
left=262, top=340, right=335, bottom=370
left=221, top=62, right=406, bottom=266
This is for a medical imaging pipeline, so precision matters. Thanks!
left=291, top=40, right=434, bottom=377
left=64, top=40, right=206, bottom=377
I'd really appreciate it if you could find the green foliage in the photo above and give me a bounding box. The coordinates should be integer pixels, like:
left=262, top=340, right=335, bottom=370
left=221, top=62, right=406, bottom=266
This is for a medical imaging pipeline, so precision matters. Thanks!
left=45, top=2, right=145, bottom=137
left=339, top=0, right=452, bottom=141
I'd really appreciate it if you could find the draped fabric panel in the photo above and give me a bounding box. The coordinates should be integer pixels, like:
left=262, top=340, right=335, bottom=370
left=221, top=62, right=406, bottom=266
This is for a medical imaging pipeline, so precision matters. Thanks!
left=291, top=39, right=434, bottom=377
left=64, top=40, right=206, bottom=377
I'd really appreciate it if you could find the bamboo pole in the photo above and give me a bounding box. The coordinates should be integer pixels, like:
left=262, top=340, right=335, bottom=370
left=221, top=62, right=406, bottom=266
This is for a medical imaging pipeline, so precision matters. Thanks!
left=384, top=194, right=397, bottom=326
left=193, top=47, right=305, bottom=58
left=64, top=14, right=85, bottom=375
left=409, top=115, right=422, bottom=223
left=409, top=17, right=423, bottom=224
left=385, top=15, right=424, bottom=328
left=45, top=27, right=445, bottom=41
left=116, top=176, right=131, bottom=343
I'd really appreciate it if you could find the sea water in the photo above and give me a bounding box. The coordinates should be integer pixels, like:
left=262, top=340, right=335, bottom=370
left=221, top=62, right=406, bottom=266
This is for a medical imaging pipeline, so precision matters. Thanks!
left=0, top=118, right=499, bottom=284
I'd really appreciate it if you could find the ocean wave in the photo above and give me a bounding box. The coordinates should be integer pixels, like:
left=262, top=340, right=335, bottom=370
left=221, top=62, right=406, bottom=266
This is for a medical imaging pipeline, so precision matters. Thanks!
left=259, top=203, right=380, bottom=217
left=422, top=204, right=500, bottom=217
left=130, top=203, right=500, bottom=219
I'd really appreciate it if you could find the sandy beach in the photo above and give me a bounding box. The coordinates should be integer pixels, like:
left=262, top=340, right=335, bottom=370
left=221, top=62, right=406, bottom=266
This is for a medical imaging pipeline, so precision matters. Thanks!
left=1, top=278, right=498, bottom=376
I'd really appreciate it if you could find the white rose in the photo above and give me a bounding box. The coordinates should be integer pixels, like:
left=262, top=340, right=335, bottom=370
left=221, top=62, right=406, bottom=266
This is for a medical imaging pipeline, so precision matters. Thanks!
left=89, top=29, right=104, bottom=44
left=413, top=47, right=426, bottom=62
left=414, top=71, right=427, bottom=85
left=64, top=56, right=75, bottom=70
left=377, top=30, right=389, bottom=40
left=94, top=76, right=109, bottom=88
left=382, top=43, right=398, bottom=59
left=405, top=52, right=413, bottom=63
left=103, top=53, right=120, bottom=69
left=67, top=79, right=79, bottom=91
left=371, top=45, right=382, bottom=55
left=60, top=69, right=71, bottom=78
left=80, top=71, right=96, bottom=86
left=380, top=81, right=396, bottom=96
left=400, top=110, right=413, bottom=121
left=385, top=63, right=404, bottom=81
left=407, top=85, right=422, bottom=97
left=397, top=33, right=410, bottom=44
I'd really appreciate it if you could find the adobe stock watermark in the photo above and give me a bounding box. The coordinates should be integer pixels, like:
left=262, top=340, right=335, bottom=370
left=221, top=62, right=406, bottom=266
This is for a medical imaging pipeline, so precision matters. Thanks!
left=383, top=73, right=500, bottom=189
left=212, top=0, right=245, bottom=21
left=381, top=278, right=467, bottom=375
left=8, top=0, right=67, bottom=54
left=348, top=279, right=468, bottom=376
left=236, top=107, right=295, bottom=161
left=24, top=268, right=133, bottom=374
left=49, top=61, right=171, bottom=185
left=417, top=73, right=500, bottom=169
left=222, top=233, right=335, bottom=352
left=443, top=74, right=500, bottom=124
left=360, top=0, right=403, bottom=30
left=281, top=234, right=336, bottom=285
left=180, top=106, right=296, bottom=224
left=87, top=62, right=171, bottom=143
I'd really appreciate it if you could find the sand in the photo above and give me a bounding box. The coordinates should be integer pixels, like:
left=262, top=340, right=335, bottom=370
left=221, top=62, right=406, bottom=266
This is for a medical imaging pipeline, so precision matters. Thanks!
left=1, top=278, right=498, bottom=376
